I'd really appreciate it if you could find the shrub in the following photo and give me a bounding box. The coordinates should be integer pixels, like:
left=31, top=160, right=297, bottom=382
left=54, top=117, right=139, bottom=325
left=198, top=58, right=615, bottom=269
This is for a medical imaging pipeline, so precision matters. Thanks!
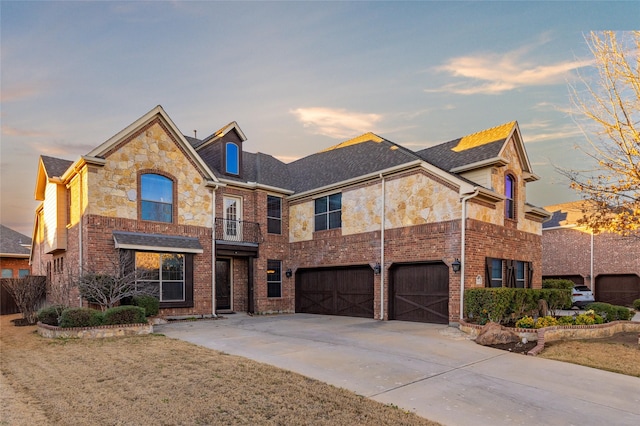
left=586, top=302, right=632, bottom=322
left=103, top=306, right=146, bottom=325
left=515, top=316, right=535, bottom=328
left=37, top=305, right=65, bottom=326
left=542, top=279, right=575, bottom=290
left=634, top=299, right=640, bottom=311
left=575, top=313, right=595, bottom=325
left=59, top=308, right=103, bottom=328
left=557, top=315, right=576, bottom=325
left=132, top=295, right=159, bottom=317
left=535, top=316, right=558, bottom=329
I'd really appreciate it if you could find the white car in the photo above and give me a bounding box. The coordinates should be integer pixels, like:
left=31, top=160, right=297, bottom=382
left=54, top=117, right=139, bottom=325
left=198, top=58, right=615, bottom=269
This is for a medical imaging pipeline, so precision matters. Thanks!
left=571, top=285, right=595, bottom=308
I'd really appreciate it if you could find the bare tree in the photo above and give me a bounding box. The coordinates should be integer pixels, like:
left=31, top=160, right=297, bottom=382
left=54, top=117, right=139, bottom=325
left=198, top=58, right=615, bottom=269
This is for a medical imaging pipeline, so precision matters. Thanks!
left=76, top=251, right=157, bottom=310
left=562, top=31, right=639, bottom=236
left=1, top=276, right=47, bottom=324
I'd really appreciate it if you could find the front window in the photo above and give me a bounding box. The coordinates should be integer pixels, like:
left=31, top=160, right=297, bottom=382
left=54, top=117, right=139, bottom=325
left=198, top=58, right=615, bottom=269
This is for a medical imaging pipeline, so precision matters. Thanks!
left=141, top=173, right=173, bottom=223
left=18, top=269, right=29, bottom=278
left=314, top=193, right=342, bottom=231
left=1, top=269, right=12, bottom=278
left=267, top=195, right=282, bottom=234
left=515, top=261, right=525, bottom=288
left=267, top=259, right=282, bottom=298
left=135, top=252, right=185, bottom=302
left=226, top=142, right=239, bottom=175
left=505, top=174, right=515, bottom=219
left=490, top=259, right=503, bottom=288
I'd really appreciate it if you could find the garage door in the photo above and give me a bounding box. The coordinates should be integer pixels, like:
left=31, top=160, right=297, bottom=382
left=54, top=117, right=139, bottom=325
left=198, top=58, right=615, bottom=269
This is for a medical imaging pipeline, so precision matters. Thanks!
left=295, top=266, right=374, bottom=318
left=596, top=274, right=640, bottom=307
left=390, top=262, right=449, bottom=324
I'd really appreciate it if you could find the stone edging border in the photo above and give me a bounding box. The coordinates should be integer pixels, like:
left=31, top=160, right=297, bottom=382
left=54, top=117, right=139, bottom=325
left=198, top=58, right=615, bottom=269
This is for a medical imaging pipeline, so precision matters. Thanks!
left=37, top=321, right=153, bottom=339
left=459, top=319, right=640, bottom=356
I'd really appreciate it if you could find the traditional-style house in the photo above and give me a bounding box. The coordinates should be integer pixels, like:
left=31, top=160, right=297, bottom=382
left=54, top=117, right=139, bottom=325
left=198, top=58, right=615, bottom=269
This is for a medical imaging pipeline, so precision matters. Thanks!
left=31, top=106, right=549, bottom=324
left=542, top=201, right=640, bottom=306
left=1, top=225, right=32, bottom=314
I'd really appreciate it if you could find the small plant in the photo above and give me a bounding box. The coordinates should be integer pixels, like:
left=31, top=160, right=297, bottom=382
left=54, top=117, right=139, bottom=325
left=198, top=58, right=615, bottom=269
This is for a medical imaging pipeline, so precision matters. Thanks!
left=535, top=316, right=558, bottom=329
left=103, top=306, right=146, bottom=325
left=515, top=316, right=535, bottom=328
left=557, top=315, right=576, bottom=325
left=59, top=308, right=104, bottom=328
left=586, top=302, right=631, bottom=322
left=132, top=295, right=159, bottom=317
left=634, top=299, right=640, bottom=311
left=37, top=305, right=66, bottom=326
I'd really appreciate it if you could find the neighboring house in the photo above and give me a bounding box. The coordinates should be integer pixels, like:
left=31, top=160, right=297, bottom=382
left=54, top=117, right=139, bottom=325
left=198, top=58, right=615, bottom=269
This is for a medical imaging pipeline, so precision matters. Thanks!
left=1, top=225, right=31, bottom=278
left=31, top=106, right=549, bottom=324
left=1, top=225, right=32, bottom=315
left=542, top=201, right=640, bottom=307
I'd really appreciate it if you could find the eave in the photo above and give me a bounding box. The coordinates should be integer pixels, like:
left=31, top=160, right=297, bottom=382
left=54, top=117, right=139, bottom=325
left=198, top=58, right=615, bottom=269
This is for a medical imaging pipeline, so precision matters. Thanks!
left=450, top=157, right=508, bottom=174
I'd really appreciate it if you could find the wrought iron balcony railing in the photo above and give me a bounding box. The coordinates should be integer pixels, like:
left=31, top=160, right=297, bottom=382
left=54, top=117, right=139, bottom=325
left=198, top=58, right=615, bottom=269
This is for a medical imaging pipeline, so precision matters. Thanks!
left=214, top=218, right=262, bottom=244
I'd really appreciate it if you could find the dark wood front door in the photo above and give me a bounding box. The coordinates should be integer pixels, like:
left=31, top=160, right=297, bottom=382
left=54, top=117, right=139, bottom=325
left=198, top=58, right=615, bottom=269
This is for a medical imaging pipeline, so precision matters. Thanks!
left=216, top=259, right=231, bottom=310
left=295, top=266, right=374, bottom=318
left=390, top=262, right=449, bottom=324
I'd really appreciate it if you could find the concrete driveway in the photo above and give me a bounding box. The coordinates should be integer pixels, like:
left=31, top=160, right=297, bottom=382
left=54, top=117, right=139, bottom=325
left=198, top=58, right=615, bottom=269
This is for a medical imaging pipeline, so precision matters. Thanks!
left=156, top=314, right=640, bottom=426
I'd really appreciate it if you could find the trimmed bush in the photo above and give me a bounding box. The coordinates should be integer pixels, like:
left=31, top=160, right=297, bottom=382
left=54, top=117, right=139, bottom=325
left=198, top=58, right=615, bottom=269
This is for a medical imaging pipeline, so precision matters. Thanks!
left=132, top=295, right=159, bottom=317
left=464, top=288, right=571, bottom=324
left=586, top=302, right=632, bottom=322
left=59, top=308, right=104, bottom=328
left=37, top=305, right=65, bottom=326
left=515, top=316, right=535, bottom=328
left=535, top=316, right=558, bottom=329
left=634, top=299, right=640, bottom=311
left=103, top=306, right=146, bottom=325
left=557, top=315, right=576, bottom=325
left=542, top=279, right=575, bottom=290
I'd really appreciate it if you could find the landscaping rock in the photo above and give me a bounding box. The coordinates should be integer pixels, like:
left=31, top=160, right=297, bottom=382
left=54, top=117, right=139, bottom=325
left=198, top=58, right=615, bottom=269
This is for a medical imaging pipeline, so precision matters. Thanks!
left=475, top=322, right=521, bottom=346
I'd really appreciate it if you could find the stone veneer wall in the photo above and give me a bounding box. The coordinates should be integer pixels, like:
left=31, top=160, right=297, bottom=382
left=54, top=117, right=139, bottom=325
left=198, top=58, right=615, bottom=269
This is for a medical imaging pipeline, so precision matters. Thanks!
left=37, top=322, right=153, bottom=339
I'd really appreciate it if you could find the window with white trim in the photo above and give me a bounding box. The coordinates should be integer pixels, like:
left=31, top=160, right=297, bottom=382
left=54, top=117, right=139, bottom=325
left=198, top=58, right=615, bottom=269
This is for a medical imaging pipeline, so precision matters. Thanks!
left=136, top=252, right=185, bottom=302
left=267, top=195, right=282, bottom=234
left=314, top=193, right=342, bottom=231
left=141, top=173, right=173, bottom=223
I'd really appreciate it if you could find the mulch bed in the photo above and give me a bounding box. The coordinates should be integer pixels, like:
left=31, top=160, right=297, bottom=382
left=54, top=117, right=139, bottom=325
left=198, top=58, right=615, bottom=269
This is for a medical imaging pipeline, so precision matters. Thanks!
left=487, top=340, right=538, bottom=354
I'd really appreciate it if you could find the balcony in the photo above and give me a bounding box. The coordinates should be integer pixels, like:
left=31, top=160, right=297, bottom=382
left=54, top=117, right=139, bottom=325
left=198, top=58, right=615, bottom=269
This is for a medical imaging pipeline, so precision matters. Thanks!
left=214, top=218, right=262, bottom=245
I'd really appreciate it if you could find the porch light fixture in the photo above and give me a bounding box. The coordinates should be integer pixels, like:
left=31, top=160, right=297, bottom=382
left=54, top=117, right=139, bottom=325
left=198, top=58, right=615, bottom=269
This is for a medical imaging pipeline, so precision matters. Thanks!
left=373, top=263, right=381, bottom=274
left=452, top=259, right=461, bottom=273
left=285, top=268, right=293, bottom=278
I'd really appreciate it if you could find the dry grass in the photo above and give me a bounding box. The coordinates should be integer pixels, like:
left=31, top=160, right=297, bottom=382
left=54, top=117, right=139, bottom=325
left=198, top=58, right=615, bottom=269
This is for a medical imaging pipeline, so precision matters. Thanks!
left=0, top=314, right=439, bottom=426
left=539, top=332, right=640, bottom=377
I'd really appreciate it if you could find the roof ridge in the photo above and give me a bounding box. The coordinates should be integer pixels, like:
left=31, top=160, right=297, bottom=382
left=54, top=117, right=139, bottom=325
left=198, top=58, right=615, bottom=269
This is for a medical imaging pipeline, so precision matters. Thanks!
left=320, top=132, right=385, bottom=152
left=452, top=121, right=515, bottom=152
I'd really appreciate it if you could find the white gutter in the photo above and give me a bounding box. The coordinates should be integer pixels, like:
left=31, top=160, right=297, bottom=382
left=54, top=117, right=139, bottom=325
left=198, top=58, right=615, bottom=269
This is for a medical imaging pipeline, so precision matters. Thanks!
left=459, top=187, right=480, bottom=321
left=78, top=170, right=84, bottom=307
left=211, top=186, right=218, bottom=318
left=379, top=173, right=386, bottom=321
left=590, top=231, right=594, bottom=294
left=217, top=179, right=292, bottom=195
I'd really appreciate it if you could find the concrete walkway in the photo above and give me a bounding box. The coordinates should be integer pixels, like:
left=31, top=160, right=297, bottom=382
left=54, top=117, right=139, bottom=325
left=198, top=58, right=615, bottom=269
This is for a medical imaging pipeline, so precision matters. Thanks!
left=156, top=314, right=640, bottom=426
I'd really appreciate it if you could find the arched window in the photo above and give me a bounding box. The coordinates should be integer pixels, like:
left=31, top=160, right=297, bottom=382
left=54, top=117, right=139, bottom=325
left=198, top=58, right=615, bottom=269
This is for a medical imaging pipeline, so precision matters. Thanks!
left=505, top=174, right=515, bottom=219
left=141, top=173, right=173, bottom=223
left=225, top=142, right=239, bottom=175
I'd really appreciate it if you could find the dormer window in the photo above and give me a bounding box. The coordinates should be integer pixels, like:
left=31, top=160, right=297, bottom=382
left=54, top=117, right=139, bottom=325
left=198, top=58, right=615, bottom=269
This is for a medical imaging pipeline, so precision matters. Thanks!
left=225, top=142, right=239, bottom=175
left=505, top=174, right=515, bottom=219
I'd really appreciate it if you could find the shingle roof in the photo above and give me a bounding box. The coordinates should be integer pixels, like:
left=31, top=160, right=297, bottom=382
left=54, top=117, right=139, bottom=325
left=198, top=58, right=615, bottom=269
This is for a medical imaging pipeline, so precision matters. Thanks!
left=416, top=122, right=515, bottom=172
left=286, top=137, right=419, bottom=193
left=41, top=155, right=73, bottom=178
left=543, top=201, right=592, bottom=229
left=0, top=225, right=31, bottom=256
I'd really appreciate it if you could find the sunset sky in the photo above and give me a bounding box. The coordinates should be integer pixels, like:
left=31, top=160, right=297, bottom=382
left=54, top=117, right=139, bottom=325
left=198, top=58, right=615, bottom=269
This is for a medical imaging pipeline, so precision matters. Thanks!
left=1, top=1, right=638, bottom=236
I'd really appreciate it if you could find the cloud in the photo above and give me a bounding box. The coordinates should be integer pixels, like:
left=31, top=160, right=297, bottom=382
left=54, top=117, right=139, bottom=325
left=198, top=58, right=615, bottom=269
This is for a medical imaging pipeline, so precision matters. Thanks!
left=427, top=37, right=593, bottom=95
left=2, top=126, right=52, bottom=138
left=520, top=121, right=583, bottom=143
left=290, top=107, right=382, bottom=139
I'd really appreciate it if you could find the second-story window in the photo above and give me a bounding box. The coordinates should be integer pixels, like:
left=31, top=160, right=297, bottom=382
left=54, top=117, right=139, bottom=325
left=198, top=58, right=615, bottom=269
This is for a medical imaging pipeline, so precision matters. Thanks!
left=141, top=173, right=173, bottom=223
left=267, top=195, right=282, bottom=234
left=225, top=142, right=239, bottom=175
left=505, top=174, right=515, bottom=219
left=314, top=193, right=342, bottom=231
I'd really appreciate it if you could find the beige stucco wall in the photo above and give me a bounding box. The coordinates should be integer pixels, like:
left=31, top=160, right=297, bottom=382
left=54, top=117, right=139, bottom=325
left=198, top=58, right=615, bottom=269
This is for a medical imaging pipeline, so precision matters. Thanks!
left=85, top=122, right=212, bottom=227
left=289, top=172, right=462, bottom=242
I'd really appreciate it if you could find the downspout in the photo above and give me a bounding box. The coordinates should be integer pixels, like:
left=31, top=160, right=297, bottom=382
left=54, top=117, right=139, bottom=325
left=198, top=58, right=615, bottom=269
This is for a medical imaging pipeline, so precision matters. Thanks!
left=78, top=170, right=83, bottom=307
left=211, top=186, right=218, bottom=318
left=590, top=230, right=594, bottom=294
left=459, top=187, right=480, bottom=321
left=379, top=173, right=386, bottom=321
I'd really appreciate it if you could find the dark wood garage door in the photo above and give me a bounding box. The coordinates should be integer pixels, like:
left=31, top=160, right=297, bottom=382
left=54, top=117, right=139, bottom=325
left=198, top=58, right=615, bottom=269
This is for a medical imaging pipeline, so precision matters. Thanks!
left=295, top=266, right=374, bottom=318
left=596, top=274, right=640, bottom=307
left=390, top=262, right=449, bottom=324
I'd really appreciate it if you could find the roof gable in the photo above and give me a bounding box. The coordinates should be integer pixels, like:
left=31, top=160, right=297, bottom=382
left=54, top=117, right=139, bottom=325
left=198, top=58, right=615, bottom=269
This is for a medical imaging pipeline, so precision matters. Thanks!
left=1, top=225, right=31, bottom=256
left=34, top=156, right=73, bottom=201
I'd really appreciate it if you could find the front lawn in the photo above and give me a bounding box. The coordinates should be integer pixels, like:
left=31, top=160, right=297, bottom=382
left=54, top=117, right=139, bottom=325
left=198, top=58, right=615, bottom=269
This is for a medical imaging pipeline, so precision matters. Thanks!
left=0, top=314, right=439, bottom=425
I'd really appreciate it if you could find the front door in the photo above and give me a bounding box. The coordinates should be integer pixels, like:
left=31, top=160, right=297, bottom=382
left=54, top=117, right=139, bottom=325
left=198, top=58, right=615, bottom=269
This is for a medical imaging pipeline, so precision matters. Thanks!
left=216, top=259, right=231, bottom=310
